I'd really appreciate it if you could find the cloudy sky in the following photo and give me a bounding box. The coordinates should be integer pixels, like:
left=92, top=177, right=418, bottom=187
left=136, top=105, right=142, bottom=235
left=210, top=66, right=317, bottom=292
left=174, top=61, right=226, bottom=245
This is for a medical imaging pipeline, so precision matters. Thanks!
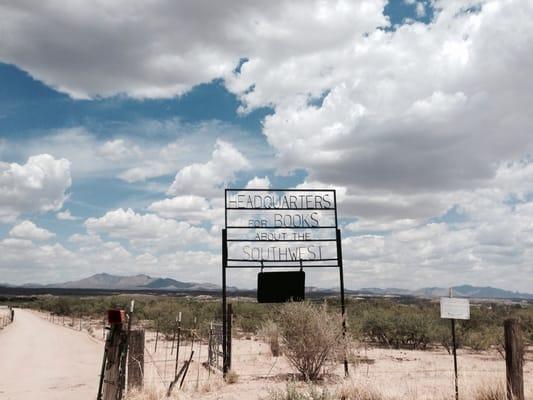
left=0, top=0, right=532, bottom=292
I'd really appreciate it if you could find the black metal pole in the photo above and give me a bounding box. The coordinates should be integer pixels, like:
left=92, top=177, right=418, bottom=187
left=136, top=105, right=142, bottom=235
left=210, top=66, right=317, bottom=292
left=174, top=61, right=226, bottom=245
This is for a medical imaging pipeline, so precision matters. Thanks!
left=222, top=228, right=228, bottom=377
left=174, top=314, right=182, bottom=378
left=227, top=303, right=232, bottom=372
left=451, top=318, right=459, bottom=400
left=336, top=228, right=349, bottom=377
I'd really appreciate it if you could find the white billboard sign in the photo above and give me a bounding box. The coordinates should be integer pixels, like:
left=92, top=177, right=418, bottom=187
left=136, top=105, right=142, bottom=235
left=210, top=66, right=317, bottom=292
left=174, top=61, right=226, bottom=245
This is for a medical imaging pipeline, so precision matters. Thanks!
left=440, top=297, right=470, bottom=320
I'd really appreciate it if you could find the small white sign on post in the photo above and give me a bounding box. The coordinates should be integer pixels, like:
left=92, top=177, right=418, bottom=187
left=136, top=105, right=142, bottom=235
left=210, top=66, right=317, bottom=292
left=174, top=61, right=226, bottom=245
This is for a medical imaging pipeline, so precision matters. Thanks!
left=440, top=297, right=470, bottom=320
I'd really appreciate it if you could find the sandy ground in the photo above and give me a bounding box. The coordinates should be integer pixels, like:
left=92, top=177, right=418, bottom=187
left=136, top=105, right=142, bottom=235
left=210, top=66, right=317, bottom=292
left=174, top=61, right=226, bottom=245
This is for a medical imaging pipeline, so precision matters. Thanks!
left=0, top=309, right=103, bottom=400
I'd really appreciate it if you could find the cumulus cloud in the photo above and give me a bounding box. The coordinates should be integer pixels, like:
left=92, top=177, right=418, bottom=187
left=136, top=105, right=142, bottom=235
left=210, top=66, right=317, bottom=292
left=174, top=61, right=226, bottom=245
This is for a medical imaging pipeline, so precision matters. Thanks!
left=85, top=208, right=217, bottom=251
left=56, top=209, right=79, bottom=221
left=0, top=154, right=72, bottom=222
left=97, top=139, right=143, bottom=162
left=2, top=0, right=533, bottom=291
left=335, top=160, right=533, bottom=292
left=168, top=139, right=249, bottom=197
left=245, top=176, right=271, bottom=189
left=0, top=237, right=76, bottom=283
left=238, top=0, right=533, bottom=226
left=9, top=220, right=55, bottom=241
left=0, top=1, right=387, bottom=99
left=148, top=195, right=222, bottom=225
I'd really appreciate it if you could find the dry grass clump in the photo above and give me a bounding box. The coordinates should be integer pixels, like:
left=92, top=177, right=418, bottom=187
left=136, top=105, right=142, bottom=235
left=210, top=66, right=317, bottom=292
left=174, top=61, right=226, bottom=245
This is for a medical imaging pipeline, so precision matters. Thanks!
left=225, top=370, right=239, bottom=384
left=264, top=383, right=387, bottom=400
left=336, top=383, right=386, bottom=400
left=125, top=384, right=188, bottom=400
left=276, top=302, right=345, bottom=381
left=260, top=319, right=281, bottom=356
left=125, top=385, right=166, bottom=400
left=470, top=383, right=506, bottom=400
left=264, top=383, right=334, bottom=400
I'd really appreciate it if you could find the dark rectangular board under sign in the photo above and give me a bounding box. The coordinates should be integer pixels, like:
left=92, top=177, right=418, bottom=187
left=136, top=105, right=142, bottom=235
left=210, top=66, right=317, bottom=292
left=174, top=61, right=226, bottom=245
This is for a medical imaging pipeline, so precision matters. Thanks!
left=257, top=271, right=305, bottom=303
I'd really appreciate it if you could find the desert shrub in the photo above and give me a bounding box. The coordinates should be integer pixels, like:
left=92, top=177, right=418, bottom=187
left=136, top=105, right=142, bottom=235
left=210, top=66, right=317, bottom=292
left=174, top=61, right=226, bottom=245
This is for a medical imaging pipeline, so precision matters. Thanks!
left=275, top=302, right=345, bottom=381
left=22, top=294, right=533, bottom=351
left=233, top=302, right=267, bottom=334
left=464, top=326, right=501, bottom=351
left=360, top=304, right=438, bottom=350
left=260, top=319, right=281, bottom=356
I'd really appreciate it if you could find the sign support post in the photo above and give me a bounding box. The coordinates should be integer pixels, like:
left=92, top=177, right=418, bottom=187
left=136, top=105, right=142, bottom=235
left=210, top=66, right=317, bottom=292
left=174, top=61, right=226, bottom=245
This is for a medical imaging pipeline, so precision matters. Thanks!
left=337, top=228, right=348, bottom=377
left=449, top=288, right=459, bottom=400
left=222, top=228, right=228, bottom=376
left=451, top=317, right=458, bottom=400
left=440, top=289, right=470, bottom=400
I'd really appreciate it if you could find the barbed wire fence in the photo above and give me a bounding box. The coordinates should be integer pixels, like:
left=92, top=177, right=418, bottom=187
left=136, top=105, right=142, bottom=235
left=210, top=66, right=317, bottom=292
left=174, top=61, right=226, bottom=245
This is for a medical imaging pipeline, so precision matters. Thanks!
left=0, top=307, right=14, bottom=329
left=29, top=301, right=532, bottom=398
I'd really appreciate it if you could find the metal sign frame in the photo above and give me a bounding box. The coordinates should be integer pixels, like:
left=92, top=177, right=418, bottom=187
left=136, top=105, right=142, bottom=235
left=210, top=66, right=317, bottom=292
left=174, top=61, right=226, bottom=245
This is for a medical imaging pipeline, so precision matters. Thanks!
left=222, top=188, right=348, bottom=376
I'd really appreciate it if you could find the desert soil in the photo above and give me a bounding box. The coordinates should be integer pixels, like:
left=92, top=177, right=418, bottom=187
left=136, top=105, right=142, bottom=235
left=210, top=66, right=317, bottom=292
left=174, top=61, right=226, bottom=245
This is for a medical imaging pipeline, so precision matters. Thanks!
left=0, top=308, right=103, bottom=400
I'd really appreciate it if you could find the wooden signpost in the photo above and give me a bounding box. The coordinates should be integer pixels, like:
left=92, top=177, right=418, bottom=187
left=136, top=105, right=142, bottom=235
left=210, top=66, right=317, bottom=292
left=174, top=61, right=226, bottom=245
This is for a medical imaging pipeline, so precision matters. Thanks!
left=440, top=291, right=470, bottom=400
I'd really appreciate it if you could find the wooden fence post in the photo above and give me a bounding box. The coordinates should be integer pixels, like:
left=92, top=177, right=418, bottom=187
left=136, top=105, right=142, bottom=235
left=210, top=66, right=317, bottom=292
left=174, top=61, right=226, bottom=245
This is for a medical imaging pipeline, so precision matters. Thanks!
left=127, top=330, right=145, bottom=391
left=102, top=323, right=123, bottom=400
left=504, top=319, right=524, bottom=400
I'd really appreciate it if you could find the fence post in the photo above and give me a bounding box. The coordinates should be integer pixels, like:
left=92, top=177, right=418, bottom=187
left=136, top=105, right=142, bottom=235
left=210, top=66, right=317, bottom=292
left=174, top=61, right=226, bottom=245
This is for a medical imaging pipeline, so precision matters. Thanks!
left=101, top=324, right=123, bottom=400
left=98, top=310, right=128, bottom=400
left=127, top=330, right=144, bottom=391
left=504, top=319, right=524, bottom=400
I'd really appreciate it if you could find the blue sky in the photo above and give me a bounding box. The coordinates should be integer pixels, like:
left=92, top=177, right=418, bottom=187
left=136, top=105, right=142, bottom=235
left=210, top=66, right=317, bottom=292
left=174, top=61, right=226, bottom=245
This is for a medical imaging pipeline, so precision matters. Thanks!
left=1, top=0, right=532, bottom=292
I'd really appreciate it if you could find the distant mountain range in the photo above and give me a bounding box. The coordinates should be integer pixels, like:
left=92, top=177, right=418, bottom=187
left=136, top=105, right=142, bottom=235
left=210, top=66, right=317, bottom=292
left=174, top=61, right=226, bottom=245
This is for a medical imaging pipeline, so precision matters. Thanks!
left=44, top=273, right=221, bottom=292
left=355, top=285, right=533, bottom=300
left=2, top=274, right=532, bottom=300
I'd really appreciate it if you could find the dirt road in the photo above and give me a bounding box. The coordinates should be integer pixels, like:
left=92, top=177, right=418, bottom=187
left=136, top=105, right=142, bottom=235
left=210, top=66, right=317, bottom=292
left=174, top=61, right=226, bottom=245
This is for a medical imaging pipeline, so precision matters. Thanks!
left=0, top=309, right=102, bottom=400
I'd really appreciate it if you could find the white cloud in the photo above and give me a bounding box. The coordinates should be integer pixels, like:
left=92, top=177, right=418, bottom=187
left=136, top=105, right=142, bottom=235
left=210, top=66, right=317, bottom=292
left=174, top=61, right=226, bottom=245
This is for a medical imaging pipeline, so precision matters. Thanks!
left=85, top=208, right=217, bottom=251
left=415, top=2, right=426, bottom=18
left=1, top=0, right=533, bottom=291
left=97, top=139, right=142, bottom=162
left=136, top=253, right=158, bottom=265
left=336, top=160, right=533, bottom=292
left=0, top=154, right=71, bottom=222
left=56, top=209, right=79, bottom=221
left=168, top=139, right=249, bottom=197
left=245, top=176, right=271, bottom=189
left=0, top=237, right=77, bottom=283
left=148, top=195, right=222, bottom=225
left=345, top=218, right=419, bottom=233
left=9, top=220, right=55, bottom=241
left=0, top=1, right=387, bottom=99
